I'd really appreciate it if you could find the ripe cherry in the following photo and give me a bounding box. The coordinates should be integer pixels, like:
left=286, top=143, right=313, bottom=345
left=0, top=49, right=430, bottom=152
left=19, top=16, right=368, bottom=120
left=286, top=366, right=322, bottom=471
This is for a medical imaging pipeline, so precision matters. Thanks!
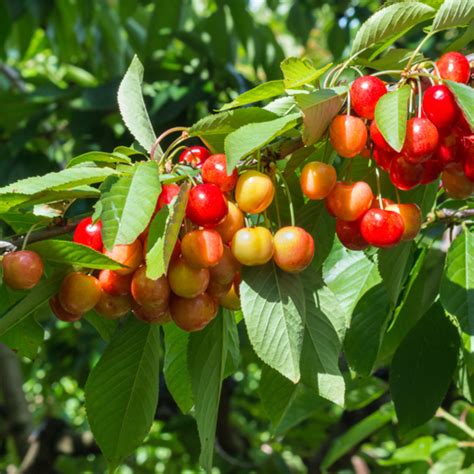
left=325, top=181, right=373, bottom=222
left=360, top=209, right=405, bottom=248
left=273, top=226, right=314, bottom=273
left=402, top=118, right=439, bottom=162
left=179, top=146, right=210, bottom=167
left=442, top=170, right=474, bottom=199
left=385, top=203, right=422, bottom=241
left=422, top=85, right=458, bottom=130
left=329, top=115, right=368, bottom=158
left=235, top=171, right=275, bottom=214
left=390, top=155, right=423, bottom=190
left=214, top=201, right=245, bottom=243
left=131, top=266, right=170, bottom=313
left=371, top=197, right=394, bottom=209
left=98, top=269, right=132, bottom=296
left=186, top=183, right=228, bottom=227
left=464, top=148, right=474, bottom=182
left=73, top=217, right=103, bottom=251
left=2, top=250, right=44, bottom=290
left=201, top=154, right=238, bottom=192
left=207, top=279, right=233, bottom=299
left=335, top=218, right=368, bottom=251
left=209, top=245, right=240, bottom=285
left=181, top=229, right=224, bottom=268
left=95, top=292, right=132, bottom=319
left=133, top=303, right=171, bottom=324
left=167, top=256, right=210, bottom=298
left=373, top=148, right=395, bottom=172
left=300, top=162, right=337, bottom=200
left=421, top=158, right=443, bottom=184
left=157, top=184, right=180, bottom=210
left=218, top=281, right=241, bottom=311
left=50, top=296, right=82, bottom=322
left=104, top=240, right=143, bottom=276
left=231, top=227, right=274, bottom=266
left=436, top=52, right=470, bottom=84
left=350, top=76, right=387, bottom=120
left=434, top=132, right=460, bottom=169
left=59, top=272, right=102, bottom=315
left=370, top=120, right=394, bottom=153
left=170, top=293, right=218, bottom=332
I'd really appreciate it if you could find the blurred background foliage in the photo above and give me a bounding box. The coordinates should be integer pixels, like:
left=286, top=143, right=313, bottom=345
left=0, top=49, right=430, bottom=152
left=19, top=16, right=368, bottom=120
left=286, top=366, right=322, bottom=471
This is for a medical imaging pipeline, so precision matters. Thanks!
left=0, top=0, right=473, bottom=473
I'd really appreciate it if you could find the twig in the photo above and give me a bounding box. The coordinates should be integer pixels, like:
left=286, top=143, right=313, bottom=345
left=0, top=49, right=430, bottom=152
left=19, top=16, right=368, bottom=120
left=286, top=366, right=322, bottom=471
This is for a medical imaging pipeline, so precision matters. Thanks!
left=423, top=209, right=474, bottom=228
left=436, top=408, right=474, bottom=438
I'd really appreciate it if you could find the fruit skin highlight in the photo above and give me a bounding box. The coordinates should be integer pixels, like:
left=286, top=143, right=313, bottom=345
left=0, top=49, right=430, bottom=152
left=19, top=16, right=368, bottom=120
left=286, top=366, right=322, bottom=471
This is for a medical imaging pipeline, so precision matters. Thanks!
left=59, top=272, right=102, bottom=315
left=235, top=171, right=275, bottom=214
left=350, top=75, right=387, bottom=120
left=300, top=162, right=337, bottom=200
left=2, top=250, right=44, bottom=290
left=329, top=115, right=368, bottom=158
left=73, top=217, right=103, bottom=251
left=273, top=226, right=314, bottom=273
left=186, top=183, right=228, bottom=228
left=360, top=209, right=405, bottom=248
left=325, top=181, right=373, bottom=222
left=231, top=227, right=274, bottom=266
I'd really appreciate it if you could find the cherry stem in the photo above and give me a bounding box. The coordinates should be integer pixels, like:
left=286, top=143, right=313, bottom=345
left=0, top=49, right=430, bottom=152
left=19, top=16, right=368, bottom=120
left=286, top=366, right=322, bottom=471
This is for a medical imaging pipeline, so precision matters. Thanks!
left=21, top=223, right=40, bottom=250
left=273, top=186, right=283, bottom=228
left=346, top=90, right=352, bottom=116
left=416, top=76, right=423, bottom=118
left=404, top=32, right=434, bottom=73
left=436, top=408, right=474, bottom=439
left=394, top=187, right=401, bottom=204
left=150, top=127, right=188, bottom=160
left=276, top=168, right=295, bottom=226
left=371, top=70, right=404, bottom=77
left=374, top=166, right=384, bottom=209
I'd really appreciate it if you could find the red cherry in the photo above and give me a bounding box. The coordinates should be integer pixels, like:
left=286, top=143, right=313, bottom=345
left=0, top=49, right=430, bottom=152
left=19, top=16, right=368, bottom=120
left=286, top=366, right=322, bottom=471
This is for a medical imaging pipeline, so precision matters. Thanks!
left=390, top=155, right=423, bottom=190
left=422, top=85, right=458, bottom=130
left=73, top=217, right=103, bottom=251
left=201, top=154, right=238, bottom=192
left=186, top=183, right=228, bottom=228
left=373, top=147, right=395, bottom=172
left=370, top=120, right=394, bottom=153
left=329, top=115, right=368, bottom=158
left=436, top=52, right=470, bottom=84
left=98, top=270, right=132, bottom=296
left=360, top=209, right=404, bottom=248
left=350, top=76, right=387, bottom=120
left=421, top=158, right=443, bottom=184
left=463, top=137, right=474, bottom=182
left=325, top=181, right=373, bottom=222
left=335, top=218, right=368, bottom=251
left=402, top=118, right=439, bottom=162
left=179, top=146, right=210, bottom=167
left=457, top=113, right=473, bottom=134
left=50, top=296, right=82, bottom=322
left=157, top=184, right=180, bottom=210
left=434, top=132, right=461, bottom=169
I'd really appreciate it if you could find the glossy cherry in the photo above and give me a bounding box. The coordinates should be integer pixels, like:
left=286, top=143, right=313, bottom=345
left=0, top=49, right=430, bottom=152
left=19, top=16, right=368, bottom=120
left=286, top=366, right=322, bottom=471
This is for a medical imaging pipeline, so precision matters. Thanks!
left=50, top=296, right=83, bottom=322
left=335, top=218, right=368, bottom=251
left=436, top=52, right=470, bottom=84
left=95, top=292, right=132, bottom=319
left=325, top=181, right=373, bottom=222
left=350, top=75, right=387, bottom=120
left=464, top=147, right=474, bottom=182
left=422, top=85, right=458, bottom=130
left=186, top=183, right=228, bottom=227
left=133, top=303, right=171, bottom=324
left=98, top=269, right=132, bottom=296
left=58, top=272, right=102, bottom=315
left=231, top=227, right=274, bottom=266
left=235, top=171, right=275, bottom=214
left=104, top=240, right=143, bottom=276
left=373, top=148, right=395, bottom=172
left=434, top=132, right=460, bottom=169
left=73, top=217, right=103, bottom=251
left=442, top=170, right=474, bottom=199
left=370, top=120, right=394, bottom=153
left=300, top=162, right=337, bottom=200
left=179, top=145, right=210, bottom=167
left=214, top=201, right=245, bottom=243
left=421, top=158, right=443, bottom=184
left=201, top=154, right=238, bottom=192
left=360, top=209, right=405, bottom=248
left=167, top=256, right=210, bottom=298
left=385, top=203, right=422, bottom=241
left=131, top=266, right=170, bottom=312
left=207, top=279, right=233, bottom=299
left=218, top=281, right=241, bottom=311
left=170, top=293, right=218, bottom=332
left=2, top=250, right=44, bottom=290
left=329, top=115, right=368, bottom=158
left=371, top=197, right=394, bottom=209
left=273, top=226, right=314, bottom=273
left=402, top=118, right=439, bottom=162
left=181, top=229, right=224, bottom=268
left=209, top=245, right=240, bottom=285
left=390, top=155, right=423, bottom=190
left=157, top=184, right=180, bottom=210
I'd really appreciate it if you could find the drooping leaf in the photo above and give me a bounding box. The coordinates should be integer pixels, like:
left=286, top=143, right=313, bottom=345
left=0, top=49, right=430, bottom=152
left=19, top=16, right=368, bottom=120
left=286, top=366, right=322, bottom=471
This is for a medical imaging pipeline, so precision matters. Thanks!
left=446, top=80, right=474, bottom=129
left=432, top=0, right=474, bottom=32
left=219, top=81, right=286, bottom=111
left=84, top=311, right=119, bottom=342
left=67, top=151, right=132, bottom=168
left=280, top=58, right=331, bottom=88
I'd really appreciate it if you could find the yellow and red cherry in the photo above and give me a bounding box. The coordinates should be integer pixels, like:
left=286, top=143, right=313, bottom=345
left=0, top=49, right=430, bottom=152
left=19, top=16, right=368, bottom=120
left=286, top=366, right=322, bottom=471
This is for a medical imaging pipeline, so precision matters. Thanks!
left=179, top=145, right=210, bottom=167
left=104, top=240, right=143, bottom=276
left=329, top=115, right=368, bottom=158
left=218, top=280, right=241, bottom=311
left=167, top=256, right=210, bottom=298
left=442, top=170, right=474, bottom=198
left=209, top=245, right=240, bottom=285
left=50, top=295, right=82, bottom=322
left=273, top=226, right=314, bottom=273
left=133, top=302, right=171, bottom=324
left=360, top=209, right=405, bottom=248
left=58, top=272, right=102, bottom=315
left=207, top=279, right=233, bottom=299
left=98, top=269, right=132, bottom=296
left=350, top=75, right=387, bottom=120
left=371, top=197, right=394, bottom=209
left=2, top=250, right=44, bottom=290
left=370, top=120, right=394, bottom=153
left=422, top=85, right=459, bottom=130
left=436, top=52, right=470, bottom=84
left=157, top=183, right=180, bottom=210
left=300, top=162, right=337, bottom=200
left=201, top=154, right=238, bottom=192
left=385, top=203, right=422, bottom=241
left=73, top=217, right=103, bottom=251
left=231, top=227, right=274, bottom=266
left=389, top=155, right=423, bottom=190
left=186, top=183, right=228, bottom=227
left=95, top=292, right=132, bottom=319
left=335, top=218, right=368, bottom=251
left=170, top=293, right=218, bottom=332
left=402, top=118, right=439, bottom=162
left=325, top=181, right=373, bottom=222
left=131, top=266, right=170, bottom=313
left=181, top=229, right=224, bottom=269
left=235, top=170, right=275, bottom=214
left=214, top=201, right=244, bottom=243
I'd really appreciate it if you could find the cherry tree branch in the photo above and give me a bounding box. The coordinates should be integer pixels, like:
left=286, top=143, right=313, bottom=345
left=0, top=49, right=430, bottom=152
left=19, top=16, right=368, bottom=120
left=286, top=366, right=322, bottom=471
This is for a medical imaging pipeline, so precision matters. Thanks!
left=423, top=208, right=474, bottom=228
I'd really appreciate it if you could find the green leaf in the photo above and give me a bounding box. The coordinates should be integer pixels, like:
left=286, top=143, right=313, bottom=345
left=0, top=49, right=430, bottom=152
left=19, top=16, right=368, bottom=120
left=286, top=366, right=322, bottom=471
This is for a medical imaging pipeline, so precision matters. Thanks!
left=28, top=240, right=124, bottom=270
left=224, top=113, right=301, bottom=174
left=345, top=376, right=388, bottom=411
left=118, top=55, right=158, bottom=157
left=390, top=303, right=460, bottom=434
left=374, top=85, right=411, bottom=153
left=446, top=80, right=474, bottom=129
left=351, top=2, right=436, bottom=55
left=440, top=228, right=474, bottom=336
left=0, top=313, right=44, bottom=360
left=430, top=449, right=465, bottom=474
left=241, top=263, right=305, bottom=383
left=296, top=87, right=346, bottom=146
left=85, top=317, right=160, bottom=467
left=84, top=311, right=119, bottom=342
left=219, top=81, right=286, bottom=111
left=432, top=0, right=474, bottom=32
left=163, top=324, right=194, bottom=414
left=189, top=312, right=228, bottom=472
left=0, top=212, right=50, bottom=234
left=224, top=310, right=240, bottom=377
left=101, top=161, right=161, bottom=250
left=378, top=436, right=433, bottom=466
left=280, top=58, right=332, bottom=88
left=67, top=151, right=132, bottom=168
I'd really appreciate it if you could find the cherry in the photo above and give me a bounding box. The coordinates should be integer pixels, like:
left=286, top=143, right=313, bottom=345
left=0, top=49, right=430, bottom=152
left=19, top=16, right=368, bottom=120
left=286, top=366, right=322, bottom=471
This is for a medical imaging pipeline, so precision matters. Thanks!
left=300, top=162, right=337, bottom=200
left=2, top=250, right=44, bottom=290
left=385, top=203, right=422, bottom=241
left=207, top=279, right=233, bottom=299
left=370, top=120, right=394, bottom=153
left=464, top=147, right=474, bottom=182
left=214, top=201, right=244, bottom=243
left=181, top=229, right=224, bottom=268
left=186, top=183, right=228, bottom=227
left=201, top=154, right=238, bottom=192
left=179, top=146, right=210, bottom=167
left=131, top=266, right=170, bottom=313
left=457, top=113, right=473, bottom=134
left=325, top=181, right=373, bottom=222
left=95, top=292, right=132, bottom=319
left=73, top=217, right=103, bottom=251
left=167, top=256, right=210, bottom=298
left=104, top=240, right=143, bottom=276
left=434, top=132, right=460, bottom=169
left=442, top=170, right=474, bottom=198
left=390, top=155, right=423, bottom=190
left=360, top=209, right=405, bottom=248
left=157, top=184, right=180, bottom=210
left=402, top=118, right=439, bottom=162
left=133, top=302, right=171, bottom=324
left=50, top=296, right=82, bottom=322
left=421, top=158, right=443, bottom=184
left=209, top=245, right=240, bottom=285
left=371, top=197, right=394, bottom=209
left=350, top=75, right=387, bottom=120
left=98, top=269, right=132, bottom=296
left=273, top=226, right=314, bottom=273
left=422, top=85, right=458, bottom=130
left=235, top=171, right=275, bottom=214
left=329, top=115, right=368, bottom=158
left=218, top=281, right=241, bottom=311
left=335, top=218, right=368, bottom=251
left=373, top=147, right=395, bottom=172
left=58, top=272, right=102, bottom=315
left=231, top=227, right=274, bottom=266
left=170, top=293, right=218, bottom=332
left=436, top=52, right=470, bottom=84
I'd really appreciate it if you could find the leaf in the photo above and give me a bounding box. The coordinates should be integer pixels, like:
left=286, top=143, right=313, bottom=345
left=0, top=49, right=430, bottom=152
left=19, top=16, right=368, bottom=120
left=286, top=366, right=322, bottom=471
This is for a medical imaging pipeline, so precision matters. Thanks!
left=189, top=312, right=228, bottom=472
left=280, top=58, right=332, bottom=88
left=0, top=313, right=44, bottom=360
left=28, top=240, right=124, bottom=270
left=85, top=317, right=160, bottom=468
left=378, top=436, right=433, bottom=466
left=430, top=449, right=465, bottom=474
left=351, top=2, right=436, bottom=55
left=67, top=151, right=132, bottom=168
left=446, top=80, right=474, bottom=129
left=84, top=311, right=119, bottom=342
left=374, top=85, right=411, bottom=153
left=241, top=263, right=305, bottom=382
left=100, top=161, right=161, bottom=250
left=296, top=87, right=346, bottom=146
left=224, top=310, right=240, bottom=377
left=117, top=55, right=158, bottom=156
left=440, top=228, right=474, bottom=337
left=224, top=113, right=301, bottom=174
left=163, top=324, right=194, bottom=414
left=390, top=303, right=460, bottom=434
left=432, top=0, right=474, bottom=32
left=345, top=376, right=388, bottom=411
left=219, top=81, right=286, bottom=111
left=264, top=96, right=298, bottom=116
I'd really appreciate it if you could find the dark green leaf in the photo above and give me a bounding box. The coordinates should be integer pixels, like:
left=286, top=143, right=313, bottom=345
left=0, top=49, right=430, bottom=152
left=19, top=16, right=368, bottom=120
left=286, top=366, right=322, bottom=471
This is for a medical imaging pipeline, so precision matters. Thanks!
left=84, top=311, right=119, bottom=342
left=0, top=313, right=43, bottom=360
